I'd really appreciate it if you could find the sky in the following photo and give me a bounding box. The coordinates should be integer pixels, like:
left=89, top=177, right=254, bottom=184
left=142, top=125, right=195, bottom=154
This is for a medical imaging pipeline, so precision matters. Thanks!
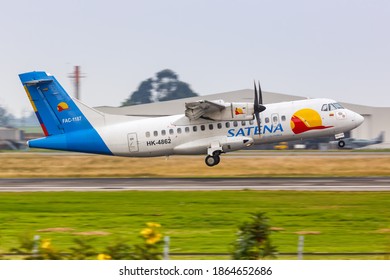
left=1, top=0, right=389, bottom=118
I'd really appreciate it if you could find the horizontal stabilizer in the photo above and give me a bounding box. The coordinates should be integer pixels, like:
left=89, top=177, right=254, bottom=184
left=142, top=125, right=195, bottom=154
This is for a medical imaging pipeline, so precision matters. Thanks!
left=24, top=79, right=53, bottom=86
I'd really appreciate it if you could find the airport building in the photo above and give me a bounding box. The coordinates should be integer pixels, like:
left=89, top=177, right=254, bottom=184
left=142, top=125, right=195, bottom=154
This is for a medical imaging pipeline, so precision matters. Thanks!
left=97, top=89, right=390, bottom=148
left=0, top=127, right=24, bottom=150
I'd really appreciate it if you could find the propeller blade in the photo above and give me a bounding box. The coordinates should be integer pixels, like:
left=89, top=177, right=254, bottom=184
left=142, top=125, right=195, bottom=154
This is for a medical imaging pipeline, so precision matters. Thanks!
left=254, top=81, right=258, bottom=107
left=253, top=80, right=266, bottom=137
left=253, top=81, right=266, bottom=112
left=254, top=111, right=261, bottom=136
left=258, top=81, right=263, bottom=105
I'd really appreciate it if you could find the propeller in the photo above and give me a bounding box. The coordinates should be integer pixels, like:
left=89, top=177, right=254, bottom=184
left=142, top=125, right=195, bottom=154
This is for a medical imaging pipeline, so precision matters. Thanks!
left=254, top=81, right=266, bottom=136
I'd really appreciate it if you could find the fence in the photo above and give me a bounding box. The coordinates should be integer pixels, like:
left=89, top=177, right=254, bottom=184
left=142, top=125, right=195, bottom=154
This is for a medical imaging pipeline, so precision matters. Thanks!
left=1, top=252, right=390, bottom=260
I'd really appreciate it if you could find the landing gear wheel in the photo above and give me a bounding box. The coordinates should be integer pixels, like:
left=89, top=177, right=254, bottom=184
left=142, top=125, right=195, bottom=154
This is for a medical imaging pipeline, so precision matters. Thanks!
left=338, top=140, right=345, bottom=148
left=214, top=155, right=220, bottom=165
left=205, top=155, right=220, bottom=167
left=205, top=155, right=216, bottom=167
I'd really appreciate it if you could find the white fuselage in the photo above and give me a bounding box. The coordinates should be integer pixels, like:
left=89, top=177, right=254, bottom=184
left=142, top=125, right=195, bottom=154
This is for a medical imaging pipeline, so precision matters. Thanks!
left=95, top=98, right=364, bottom=157
left=20, top=71, right=365, bottom=167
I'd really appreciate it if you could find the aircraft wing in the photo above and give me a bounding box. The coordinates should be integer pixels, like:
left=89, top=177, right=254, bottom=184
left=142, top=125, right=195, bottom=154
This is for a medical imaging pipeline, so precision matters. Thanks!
left=185, top=100, right=227, bottom=120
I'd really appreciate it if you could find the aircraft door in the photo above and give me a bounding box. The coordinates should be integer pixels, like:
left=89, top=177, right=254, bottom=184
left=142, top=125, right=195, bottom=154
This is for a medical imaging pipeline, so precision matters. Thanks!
left=127, top=133, right=139, bottom=152
left=271, top=113, right=279, bottom=126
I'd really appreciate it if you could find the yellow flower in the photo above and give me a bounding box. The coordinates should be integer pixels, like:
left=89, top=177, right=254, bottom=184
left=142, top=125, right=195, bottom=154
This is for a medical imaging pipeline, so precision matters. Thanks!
left=140, top=228, right=153, bottom=238
left=146, top=233, right=162, bottom=245
left=97, top=253, right=112, bottom=260
left=41, top=239, right=51, bottom=250
left=146, top=222, right=161, bottom=228
left=140, top=222, right=163, bottom=244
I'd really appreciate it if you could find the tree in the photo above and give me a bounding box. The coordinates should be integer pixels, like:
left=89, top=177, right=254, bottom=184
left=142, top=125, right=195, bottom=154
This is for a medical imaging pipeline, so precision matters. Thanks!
left=156, top=69, right=178, bottom=81
left=122, top=69, right=198, bottom=106
left=232, top=212, right=277, bottom=260
left=0, top=105, right=11, bottom=126
left=124, top=79, right=154, bottom=105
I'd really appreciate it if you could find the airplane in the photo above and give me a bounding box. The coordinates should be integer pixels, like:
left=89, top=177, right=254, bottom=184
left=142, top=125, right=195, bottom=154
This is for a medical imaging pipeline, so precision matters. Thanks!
left=19, top=71, right=365, bottom=167
left=332, top=131, right=384, bottom=149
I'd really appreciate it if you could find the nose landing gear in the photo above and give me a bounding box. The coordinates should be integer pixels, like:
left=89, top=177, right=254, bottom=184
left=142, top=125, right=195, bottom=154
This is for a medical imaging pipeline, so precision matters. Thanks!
left=338, top=140, right=345, bottom=148
left=335, top=132, right=346, bottom=149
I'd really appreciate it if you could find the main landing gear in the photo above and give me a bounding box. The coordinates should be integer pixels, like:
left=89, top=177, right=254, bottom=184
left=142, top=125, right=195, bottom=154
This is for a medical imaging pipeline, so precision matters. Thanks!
left=205, top=141, right=223, bottom=167
left=205, top=152, right=221, bottom=167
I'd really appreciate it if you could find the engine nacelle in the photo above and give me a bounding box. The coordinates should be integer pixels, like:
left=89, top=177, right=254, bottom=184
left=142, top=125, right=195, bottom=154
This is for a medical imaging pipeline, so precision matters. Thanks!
left=204, top=102, right=254, bottom=121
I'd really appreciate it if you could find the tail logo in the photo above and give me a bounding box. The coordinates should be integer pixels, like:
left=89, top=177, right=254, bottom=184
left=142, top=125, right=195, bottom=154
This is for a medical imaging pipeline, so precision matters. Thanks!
left=57, top=102, right=70, bottom=112
left=290, top=108, right=333, bottom=134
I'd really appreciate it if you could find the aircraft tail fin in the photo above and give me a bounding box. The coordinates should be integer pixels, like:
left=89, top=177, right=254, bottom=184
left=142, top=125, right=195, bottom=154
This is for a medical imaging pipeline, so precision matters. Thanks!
left=375, top=131, right=385, bottom=143
left=19, top=71, right=105, bottom=136
left=19, top=71, right=112, bottom=155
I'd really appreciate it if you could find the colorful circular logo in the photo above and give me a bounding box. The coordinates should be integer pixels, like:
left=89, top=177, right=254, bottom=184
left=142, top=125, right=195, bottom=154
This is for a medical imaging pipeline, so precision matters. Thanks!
left=290, top=108, right=332, bottom=134
left=235, top=107, right=244, bottom=115
left=57, top=102, right=69, bottom=112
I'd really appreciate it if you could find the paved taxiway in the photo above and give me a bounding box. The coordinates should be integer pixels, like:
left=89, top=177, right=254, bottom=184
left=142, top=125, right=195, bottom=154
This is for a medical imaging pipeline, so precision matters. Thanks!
left=0, top=177, right=389, bottom=192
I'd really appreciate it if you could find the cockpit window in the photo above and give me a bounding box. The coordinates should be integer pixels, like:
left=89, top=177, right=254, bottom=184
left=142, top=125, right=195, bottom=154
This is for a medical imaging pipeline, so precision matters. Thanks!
left=328, top=103, right=337, bottom=111
left=321, top=104, right=328, bottom=111
left=328, top=103, right=344, bottom=110
left=333, top=103, right=344, bottom=109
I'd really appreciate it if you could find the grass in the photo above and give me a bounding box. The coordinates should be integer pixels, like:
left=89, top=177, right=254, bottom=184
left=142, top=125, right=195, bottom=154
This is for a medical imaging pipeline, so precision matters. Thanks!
left=0, top=153, right=390, bottom=177
left=1, top=152, right=389, bottom=259
left=1, top=191, right=390, bottom=259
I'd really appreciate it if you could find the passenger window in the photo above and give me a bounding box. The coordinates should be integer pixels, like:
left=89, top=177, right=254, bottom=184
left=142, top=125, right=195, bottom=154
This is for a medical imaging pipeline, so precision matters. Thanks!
left=177, top=128, right=182, bottom=134
left=154, top=131, right=158, bottom=137
left=201, top=125, right=205, bottom=131
left=321, top=104, right=328, bottom=111
left=226, top=122, right=230, bottom=128
left=233, top=121, right=238, bottom=127
left=193, top=126, right=198, bottom=132
left=249, top=120, right=254, bottom=125
left=169, top=129, right=174, bottom=135
left=217, top=123, right=222, bottom=129
left=281, top=115, right=286, bottom=121
left=265, top=117, right=270, bottom=123
left=185, top=127, right=190, bottom=133
left=146, top=132, right=150, bottom=138
left=273, top=116, right=278, bottom=123
left=241, top=121, right=246, bottom=126
left=209, top=124, right=214, bottom=130
left=161, top=130, right=166, bottom=136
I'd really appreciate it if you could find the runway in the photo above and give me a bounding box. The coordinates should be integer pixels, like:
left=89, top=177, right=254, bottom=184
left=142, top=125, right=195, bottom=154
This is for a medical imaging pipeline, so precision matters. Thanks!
left=0, top=177, right=389, bottom=192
